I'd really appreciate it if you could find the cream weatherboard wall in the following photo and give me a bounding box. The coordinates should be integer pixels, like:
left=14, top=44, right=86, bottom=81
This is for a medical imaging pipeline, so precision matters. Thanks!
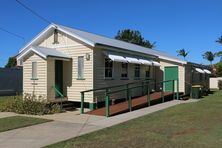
left=158, top=59, right=185, bottom=92
left=23, top=53, right=47, bottom=100
left=38, top=31, right=94, bottom=103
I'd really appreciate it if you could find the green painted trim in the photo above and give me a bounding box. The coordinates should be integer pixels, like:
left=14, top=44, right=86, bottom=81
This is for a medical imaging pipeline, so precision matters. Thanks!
left=105, top=95, right=110, bottom=117
left=89, top=102, right=97, bottom=111
left=76, top=78, right=86, bottom=80
left=80, top=92, right=84, bottom=114
left=31, top=78, right=38, bottom=80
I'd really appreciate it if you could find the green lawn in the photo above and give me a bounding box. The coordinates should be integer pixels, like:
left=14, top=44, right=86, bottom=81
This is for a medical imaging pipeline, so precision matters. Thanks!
left=0, top=96, right=14, bottom=102
left=0, top=116, right=51, bottom=132
left=46, top=91, right=222, bottom=148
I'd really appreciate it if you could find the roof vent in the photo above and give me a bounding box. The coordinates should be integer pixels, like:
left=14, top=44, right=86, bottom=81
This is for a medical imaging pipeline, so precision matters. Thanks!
left=53, top=29, right=59, bottom=44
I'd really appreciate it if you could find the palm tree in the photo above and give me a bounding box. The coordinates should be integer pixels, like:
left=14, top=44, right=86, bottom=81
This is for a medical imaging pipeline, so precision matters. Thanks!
left=216, top=51, right=222, bottom=61
left=202, top=51, right=215, bottom=66
left=177, top=49, right=188, bottom=60
left=216, top=36, right=222, bottom=45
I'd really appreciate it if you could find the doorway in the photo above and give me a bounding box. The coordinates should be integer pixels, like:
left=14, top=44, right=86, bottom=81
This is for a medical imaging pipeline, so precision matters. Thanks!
left=164, top=66, right=178, bottom=92
left=55, top=60, right=63, bottom=98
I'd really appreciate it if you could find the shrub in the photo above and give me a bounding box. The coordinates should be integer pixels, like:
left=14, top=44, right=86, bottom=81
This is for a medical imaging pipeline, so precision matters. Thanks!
left=218, top=80, right=222, bottom=90
left=0, top=94, right=63, bottom=115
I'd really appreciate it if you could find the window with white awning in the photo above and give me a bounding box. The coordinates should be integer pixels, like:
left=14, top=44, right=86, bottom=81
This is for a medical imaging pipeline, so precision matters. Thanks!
left=104, top=51, right=160, bottom=67
left=195, top=68, right=205, bottom=74
left=138, top=59, right=152, bottom=65
left=107, top=54, right=128, bottom=63
left=203, top=69, right=211, bottom=74
left=152, top=61, right=161, bottom=67
left=125, top=57, right=141, bottom=64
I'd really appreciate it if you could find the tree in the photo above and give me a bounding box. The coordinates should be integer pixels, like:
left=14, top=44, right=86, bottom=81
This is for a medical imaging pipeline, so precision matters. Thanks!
left=216, top=51, right=222, bottom=61
left=216, top=36, right=222, bottom=44
left=214, top=61, right=222, bottom=76
left=202, top=51, right=215, bottom=66
left=177, top=49, right=188, bottom=60
left=5, top=57, right=17, bottom=68
left=115, top=29, right=156, bottom=48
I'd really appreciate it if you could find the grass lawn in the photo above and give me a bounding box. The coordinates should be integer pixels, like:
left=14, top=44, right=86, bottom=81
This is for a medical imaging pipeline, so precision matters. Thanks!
left=0, top=116, right=51, bottom=132
left=46, top=90, right=222, bottom=148
left=0, top=96, right=14, bottom=102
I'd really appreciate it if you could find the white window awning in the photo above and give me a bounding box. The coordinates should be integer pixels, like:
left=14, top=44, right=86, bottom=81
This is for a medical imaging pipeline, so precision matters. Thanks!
left=108, top=54, right=128, bottom=63
left=203, top=69, right=212, bottom=74
left=138, top=59, right=152, bottom=65
left=152, top=61, right=161, bottom=67
left=195, top=68, right=205, bottom=74
left=126, top=57, right=141, bottom=64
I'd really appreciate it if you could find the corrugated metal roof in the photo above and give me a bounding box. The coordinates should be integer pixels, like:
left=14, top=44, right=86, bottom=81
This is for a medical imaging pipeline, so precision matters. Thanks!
left=55, top=24, right=186, bottom=64
left=17, top=46, right=71, bottom=60
left=33, top=46, right=70, bottom=59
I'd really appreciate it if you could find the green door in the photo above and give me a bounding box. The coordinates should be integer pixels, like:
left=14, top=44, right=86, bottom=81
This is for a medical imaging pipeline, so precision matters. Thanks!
left=55, top=60, right=63, bottom=98
left=164, top=66, right=178, bottom=92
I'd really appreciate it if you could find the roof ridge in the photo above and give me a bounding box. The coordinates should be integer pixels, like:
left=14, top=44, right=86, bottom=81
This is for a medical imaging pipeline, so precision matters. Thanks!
left=56, top=23, right=156, bottom=50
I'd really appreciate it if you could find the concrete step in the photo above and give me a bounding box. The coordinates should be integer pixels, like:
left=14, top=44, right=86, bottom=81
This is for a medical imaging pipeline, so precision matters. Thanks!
left=60, top=101, right=76, bottom=111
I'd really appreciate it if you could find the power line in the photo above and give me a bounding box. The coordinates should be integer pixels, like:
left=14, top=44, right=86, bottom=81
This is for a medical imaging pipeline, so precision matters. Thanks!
left=15, top=0, right=51, bottom=24
left=0, top=27, right=25, bottom=43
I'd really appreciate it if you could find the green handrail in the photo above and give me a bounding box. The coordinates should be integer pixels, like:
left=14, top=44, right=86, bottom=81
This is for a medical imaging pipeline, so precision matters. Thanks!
left=80, top=79, right=179, bottom=117
left=53, top=86, right=64, bottom=110
left=105, top=79, right=177, bottom=117
left=80, top=79, right=153, bottom=93
left=106, top=80, right=175, bottom=95
left=80, top=79, right=153, bottom=114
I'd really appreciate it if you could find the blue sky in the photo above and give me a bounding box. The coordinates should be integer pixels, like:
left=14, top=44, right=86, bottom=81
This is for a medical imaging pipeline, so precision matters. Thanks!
left=0, top=0, right=222, bottom=67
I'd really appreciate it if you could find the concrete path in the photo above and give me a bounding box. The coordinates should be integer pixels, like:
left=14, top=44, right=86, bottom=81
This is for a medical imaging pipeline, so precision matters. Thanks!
left=0, top=99, right=199, bottom=148
left=0, top=112, right=17, bottom=119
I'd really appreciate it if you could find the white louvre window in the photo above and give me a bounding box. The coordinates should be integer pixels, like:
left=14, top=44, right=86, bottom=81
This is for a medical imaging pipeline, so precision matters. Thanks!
left=121, top=63, right=128, bottom=78
left=134, top=64, right=140, bottom=78
left=78, top=56, right=84, bottom=79
left=32, top=62, right=37, bottom=79
left=105, top=58, right=113, bottom=78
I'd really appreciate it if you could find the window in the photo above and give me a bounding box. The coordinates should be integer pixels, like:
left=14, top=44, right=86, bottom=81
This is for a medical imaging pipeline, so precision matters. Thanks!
left=78, top=56, right=84, bottom=79
left=121, top=63, right=128, bottom=78
left=134, top=64, right=140, bottom=78
left=200, top=73, right=202, bottom=82
left=105, top=58, right=113, bottom=78
left=145, top=66, right=150, bottom=78
left=53, top=29, right=59, bottom=44
left=32, top=62, right=37, bottom=79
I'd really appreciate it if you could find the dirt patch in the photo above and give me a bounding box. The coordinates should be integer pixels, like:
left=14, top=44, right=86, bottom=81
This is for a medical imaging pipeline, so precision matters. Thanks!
left=171, top=128, right=197, bottom=139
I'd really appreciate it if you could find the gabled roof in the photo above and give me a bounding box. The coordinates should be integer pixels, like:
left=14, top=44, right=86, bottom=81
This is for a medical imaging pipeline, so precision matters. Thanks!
left=18, top=23, right=187, bottom=64
left=17, top=46, right=71, bottom=60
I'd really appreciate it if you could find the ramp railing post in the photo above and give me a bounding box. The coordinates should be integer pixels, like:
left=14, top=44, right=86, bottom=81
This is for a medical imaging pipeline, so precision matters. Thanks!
left=128, top=89, right=132, bottom=112
left=172, top=80, right=175, bottom=100
left=126, top=84, right=129, bottom=101
left=177, top=79, right=179, bottom=100
left=161, top=82, right=164, bottom=103
left=105, top=89, right=110, bottom=117
left=80, top=92, right=84, bottom=114
left=147, top=82, right=151, bottom=106
left=142, top=81, right=144, bottom=95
